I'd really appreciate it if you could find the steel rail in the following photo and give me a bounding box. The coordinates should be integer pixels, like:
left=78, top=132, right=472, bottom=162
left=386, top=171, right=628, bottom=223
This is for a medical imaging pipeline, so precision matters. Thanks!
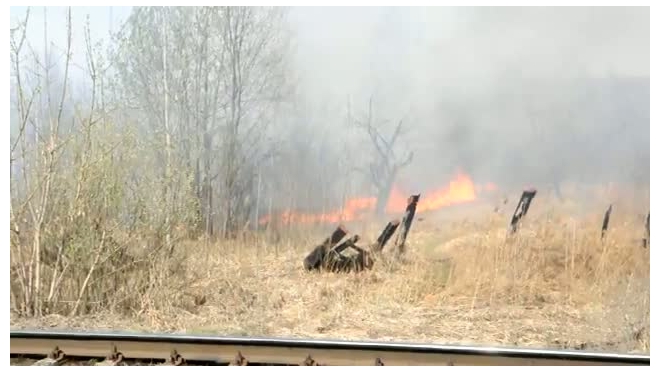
left=10, top=330, right=650, bottom=366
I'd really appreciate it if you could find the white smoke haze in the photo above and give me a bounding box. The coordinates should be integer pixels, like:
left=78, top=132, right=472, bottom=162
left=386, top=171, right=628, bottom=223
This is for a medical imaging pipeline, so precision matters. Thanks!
left=286, top=6, right=649, bottom=195
left=10, top=6, right=649, bottom=221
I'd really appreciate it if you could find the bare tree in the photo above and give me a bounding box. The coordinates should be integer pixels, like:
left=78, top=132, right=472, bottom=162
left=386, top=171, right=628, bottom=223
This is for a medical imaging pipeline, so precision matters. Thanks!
left=115, top=7, right=290, bottom=240
left=10, top=7, right=200, bottom=317
left=349, top=97, right=414, bottom=215
left=115, top=7, right=203, bottom=243
left=217, top=6, right=292, bottom=238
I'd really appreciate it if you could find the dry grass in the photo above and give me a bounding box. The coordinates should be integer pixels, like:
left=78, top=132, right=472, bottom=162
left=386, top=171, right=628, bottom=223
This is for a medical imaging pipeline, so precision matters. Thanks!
left=10, top=186, right=650, bottom=354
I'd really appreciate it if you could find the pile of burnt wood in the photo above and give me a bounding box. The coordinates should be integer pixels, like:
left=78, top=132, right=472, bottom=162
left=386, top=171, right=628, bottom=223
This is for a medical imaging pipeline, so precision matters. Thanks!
left=303, top=194, right=421, bottom=273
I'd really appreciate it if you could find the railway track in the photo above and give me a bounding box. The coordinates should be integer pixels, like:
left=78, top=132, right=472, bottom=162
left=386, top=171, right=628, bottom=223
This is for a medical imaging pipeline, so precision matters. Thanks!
left=10, top=330, right=650, bottom=366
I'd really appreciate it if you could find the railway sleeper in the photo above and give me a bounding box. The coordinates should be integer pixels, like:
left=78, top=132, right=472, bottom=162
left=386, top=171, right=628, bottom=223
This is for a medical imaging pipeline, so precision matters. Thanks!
left=32, top=346, right=66, bottom=366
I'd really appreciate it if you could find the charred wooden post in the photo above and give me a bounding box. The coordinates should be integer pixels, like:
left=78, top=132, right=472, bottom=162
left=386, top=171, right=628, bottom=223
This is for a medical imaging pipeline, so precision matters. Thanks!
left=508, top=188, right=537, bottom=235
left=395, top=194, right=421, bottom=256
left=371, top=219, right=400, bottom=253
left=601, top=204, right=613, bottom=240
left=323, top=224, right=349, bottom=247
left=303, top=225, right=348, bottom=271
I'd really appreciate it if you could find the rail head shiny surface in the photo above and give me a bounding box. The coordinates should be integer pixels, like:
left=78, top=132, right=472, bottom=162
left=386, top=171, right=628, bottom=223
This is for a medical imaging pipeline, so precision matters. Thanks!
left=10, top=329, right=651, bottom=366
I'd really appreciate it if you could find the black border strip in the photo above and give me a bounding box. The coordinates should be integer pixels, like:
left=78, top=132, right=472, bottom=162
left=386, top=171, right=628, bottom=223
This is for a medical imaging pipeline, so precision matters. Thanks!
left=10, top=330, right=650, bottom=365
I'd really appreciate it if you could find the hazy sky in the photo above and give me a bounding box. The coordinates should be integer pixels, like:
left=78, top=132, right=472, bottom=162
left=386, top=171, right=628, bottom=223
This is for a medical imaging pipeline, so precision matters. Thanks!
left=10, top=6, right=650, bottom=80
left=10, top=6, right=133, bottom=82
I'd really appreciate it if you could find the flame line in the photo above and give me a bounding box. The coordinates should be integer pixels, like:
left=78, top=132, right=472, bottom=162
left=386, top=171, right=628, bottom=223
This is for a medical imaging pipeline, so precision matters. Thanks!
left=259, top=172, right=496, bottom=226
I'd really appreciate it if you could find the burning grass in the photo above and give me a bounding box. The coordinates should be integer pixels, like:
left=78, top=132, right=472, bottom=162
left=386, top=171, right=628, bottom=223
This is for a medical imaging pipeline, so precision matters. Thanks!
left=10, top=188, right=650, bottom=354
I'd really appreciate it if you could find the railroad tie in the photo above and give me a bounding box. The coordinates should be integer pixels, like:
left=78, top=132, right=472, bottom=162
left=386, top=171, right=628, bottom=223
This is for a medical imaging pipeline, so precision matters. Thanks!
left=161, top=349, right=185, bottom=366
left=94, top=345, right=125, bottom=366
left=32, top=346, right=66, bottom=366
left=229, top=351, right=248, bottom=366
left=301, top=354, right=319, bottom=366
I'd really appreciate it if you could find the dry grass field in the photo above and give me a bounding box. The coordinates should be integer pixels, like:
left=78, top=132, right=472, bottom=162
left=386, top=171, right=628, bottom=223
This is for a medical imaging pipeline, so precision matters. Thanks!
left=10, top=184, right=650, bottom=354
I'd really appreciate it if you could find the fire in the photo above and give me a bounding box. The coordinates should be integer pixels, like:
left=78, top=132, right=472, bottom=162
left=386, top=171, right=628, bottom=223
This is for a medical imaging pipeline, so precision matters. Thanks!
left=414, top=172, right=478, bottom=213
left=259, top=172, right=495, bottom=226
left=258, top=197, right=376, bottom=226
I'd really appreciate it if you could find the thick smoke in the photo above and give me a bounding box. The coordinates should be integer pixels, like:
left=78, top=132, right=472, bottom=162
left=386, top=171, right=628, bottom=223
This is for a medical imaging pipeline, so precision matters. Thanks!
left=287, top=6, right=650, bottom=195
left=10, top=6, right=650, bottom=216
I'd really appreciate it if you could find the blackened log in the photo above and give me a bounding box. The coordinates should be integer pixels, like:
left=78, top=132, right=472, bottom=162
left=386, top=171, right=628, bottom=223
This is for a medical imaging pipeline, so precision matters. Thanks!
left=323, top=224, right=349, bottom=247
left=321, top=250, right=348, bottom=273
left=601, top=204, right=613, bottom=240
left=331, top=235, right=360, bottom=255
left=344, top=237, right=375, bottom=271
left=352, top=248, right=375, bottom=271
left=323, top=240, right=374, bottom=273
left=303, top=245, right=327, bottom=271
left=509, top=188, right=537, bottom=234
left=303, top=225, right=349, bottom=270
left=395, top=194, right=421, bottom=255
left=371, top=219, right=400, bottom=252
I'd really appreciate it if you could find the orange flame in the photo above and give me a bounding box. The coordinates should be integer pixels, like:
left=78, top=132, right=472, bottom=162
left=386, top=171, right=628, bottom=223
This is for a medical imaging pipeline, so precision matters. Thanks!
left=418, top=172, right=478, bottom=213
left=259, top=172, right=495, bottom=226
left=258, top=197, right=376, bottom=226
